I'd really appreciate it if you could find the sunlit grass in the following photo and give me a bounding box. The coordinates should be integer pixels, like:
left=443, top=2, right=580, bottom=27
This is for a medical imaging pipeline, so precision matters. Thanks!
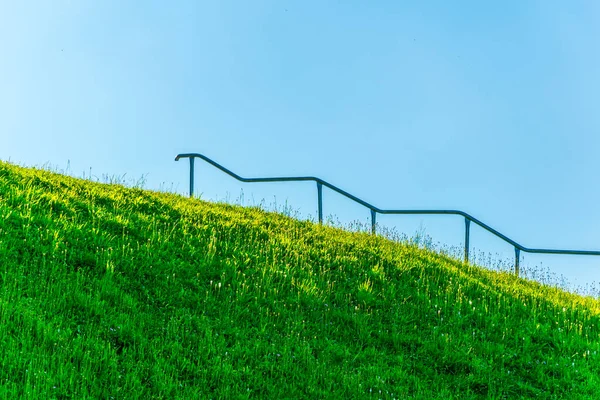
left=0, top=161, right=599, bottom=398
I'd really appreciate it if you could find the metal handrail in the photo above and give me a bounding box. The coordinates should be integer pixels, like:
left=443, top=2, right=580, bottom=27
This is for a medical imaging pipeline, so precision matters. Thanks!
left=175, top=152, right=600, bottom=276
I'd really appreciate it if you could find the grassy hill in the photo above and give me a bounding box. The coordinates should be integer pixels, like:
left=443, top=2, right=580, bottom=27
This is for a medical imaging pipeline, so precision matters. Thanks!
left=0, top=161, right=599, bottom=399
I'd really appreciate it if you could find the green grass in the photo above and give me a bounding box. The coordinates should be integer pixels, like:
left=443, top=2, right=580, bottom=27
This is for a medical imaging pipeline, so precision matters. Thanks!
left=1, top=161, right=600, bottom=399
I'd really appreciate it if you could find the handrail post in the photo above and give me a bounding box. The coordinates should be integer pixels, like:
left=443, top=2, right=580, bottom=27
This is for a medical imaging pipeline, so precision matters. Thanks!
left=317, top=182, right=323, bottom=224
left=464, top=218, right=471, bottom=264
left=189, top=157, right=195, bottom=198
left=514, top=247, right=520, bottom=276
left=371, top=209, right=376, bottom=235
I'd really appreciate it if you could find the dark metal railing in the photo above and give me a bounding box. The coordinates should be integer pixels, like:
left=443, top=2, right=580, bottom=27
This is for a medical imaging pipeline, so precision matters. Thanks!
left=175, top=153, right=600, bottom=276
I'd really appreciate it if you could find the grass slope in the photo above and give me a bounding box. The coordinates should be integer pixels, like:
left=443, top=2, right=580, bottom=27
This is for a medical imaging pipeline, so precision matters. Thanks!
left=0, top=162, right=599, bottom=399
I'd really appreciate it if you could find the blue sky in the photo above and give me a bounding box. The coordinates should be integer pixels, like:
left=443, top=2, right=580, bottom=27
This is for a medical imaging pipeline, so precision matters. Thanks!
left=1, top=1, right=599, bottom=292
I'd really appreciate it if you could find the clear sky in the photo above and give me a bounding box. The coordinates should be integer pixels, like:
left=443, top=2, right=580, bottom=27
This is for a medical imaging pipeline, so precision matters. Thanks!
left=1, top=1, right=599, bottom=293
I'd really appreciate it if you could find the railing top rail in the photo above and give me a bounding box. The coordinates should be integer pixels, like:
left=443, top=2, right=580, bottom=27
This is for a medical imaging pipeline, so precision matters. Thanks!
left=175, top=152, right=600, bottom=257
